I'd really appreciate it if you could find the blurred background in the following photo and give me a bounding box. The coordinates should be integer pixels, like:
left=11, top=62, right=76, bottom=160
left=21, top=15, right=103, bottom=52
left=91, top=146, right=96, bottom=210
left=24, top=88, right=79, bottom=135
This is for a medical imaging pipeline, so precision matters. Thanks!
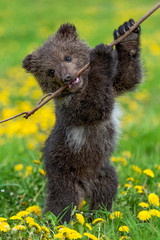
left=0, top=0, right=159, bottom=166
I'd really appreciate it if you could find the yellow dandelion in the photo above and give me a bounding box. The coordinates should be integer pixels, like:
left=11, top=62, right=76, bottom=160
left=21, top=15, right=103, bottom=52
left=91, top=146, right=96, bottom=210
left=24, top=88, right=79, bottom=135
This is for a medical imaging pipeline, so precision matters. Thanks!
left=149, top=209, right=160, bottom=218
left=119, top=237, right=128, bottom=240
left=134, top=185, right=143, bottom=193
left=92, top=218, right=104, bottom=225
left=143, top=169, right=154, bottom=178
left=33, top=160, right=41, bottom=165
left=85, top=223, right=92, bottom=230
left=10, top=215, right=22, bottom=220
left=84, top=232, right=98, bottom=240
left=121, top=191, right=127, bottom=195
left=12, top=225, right=26, bottom=231
left=122, top=151, right=132, bottom=158
left=139, top=202, right=149, bottom=208
left=25, top=166, right=32, bottom=175
left=126, top=177, right=134, bottom=182
left=25, top=216, right=35, bottom=226
left=148, top=193, right=159, bottom=207
left=14, top=164, right=23, bottom=171
left=55, top=225, right=65, bottom=231
left=16, top=211, right=30, bottom=218
left=125, top=183, right=132, bottom=188
left=137, top=210, right=151, bottom=221
left=118, top=226, right=129, bottom=233
left=76, top=213, right=85, bottom=225
left=78, top=200, right=86, bottom=210
left=132, top=165, right=142, bottom=174
left=158, top=166, right=160, bottom=170
left=158, top=183, right=160, bottom=187
left=111, top=156, right=117, bottom=162
left=0, top=222, right=10, bottom=232
left=0, top=217, right=7, bottom=222
left=54, top=232, right=64, bottom=239
left=58, top=227, right=82, bottom=239
left=41, top=226, right=50, bottom=234
left=26, top=205, right=41, bottom=216
left=39, top=169, right=46, bottom=176
left=109, top=211, right=123, bottom=220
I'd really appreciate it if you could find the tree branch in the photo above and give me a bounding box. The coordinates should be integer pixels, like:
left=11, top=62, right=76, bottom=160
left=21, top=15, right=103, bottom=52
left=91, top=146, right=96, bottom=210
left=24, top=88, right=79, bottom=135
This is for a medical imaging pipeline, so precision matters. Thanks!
left=0, top=2, right=159, bottom=124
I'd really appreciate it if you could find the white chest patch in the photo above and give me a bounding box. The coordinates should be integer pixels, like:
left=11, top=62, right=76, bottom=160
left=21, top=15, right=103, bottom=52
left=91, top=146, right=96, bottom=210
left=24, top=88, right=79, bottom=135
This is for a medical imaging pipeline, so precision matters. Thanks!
left=66, top=103, right=121, bottom=153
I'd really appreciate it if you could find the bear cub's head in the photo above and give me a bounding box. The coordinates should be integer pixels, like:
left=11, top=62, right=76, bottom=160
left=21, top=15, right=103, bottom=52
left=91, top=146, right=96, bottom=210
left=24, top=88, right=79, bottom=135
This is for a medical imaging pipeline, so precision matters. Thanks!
left=23, top=24, right=91, bottom=96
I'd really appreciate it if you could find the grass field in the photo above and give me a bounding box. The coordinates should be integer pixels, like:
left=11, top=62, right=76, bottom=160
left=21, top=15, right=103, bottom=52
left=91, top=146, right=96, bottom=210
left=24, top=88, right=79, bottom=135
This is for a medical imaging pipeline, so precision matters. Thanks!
left=0, top=0, right=160, bottom=239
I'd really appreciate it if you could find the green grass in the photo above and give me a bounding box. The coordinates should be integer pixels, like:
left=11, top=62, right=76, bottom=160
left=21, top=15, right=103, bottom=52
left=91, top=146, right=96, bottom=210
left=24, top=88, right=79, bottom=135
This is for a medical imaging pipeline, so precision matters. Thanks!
left=0, top=0, right=160, bottom=239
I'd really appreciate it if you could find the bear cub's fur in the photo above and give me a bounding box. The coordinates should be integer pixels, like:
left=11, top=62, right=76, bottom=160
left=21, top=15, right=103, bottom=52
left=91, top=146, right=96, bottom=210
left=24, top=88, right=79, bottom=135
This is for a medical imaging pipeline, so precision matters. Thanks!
left=23, top=19, right=142, bottom=223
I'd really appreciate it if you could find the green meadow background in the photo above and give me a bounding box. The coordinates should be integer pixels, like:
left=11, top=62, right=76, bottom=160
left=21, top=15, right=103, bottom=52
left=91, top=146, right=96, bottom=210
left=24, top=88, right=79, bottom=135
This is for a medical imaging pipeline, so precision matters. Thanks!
left=0, top=0, right=160, bottom=239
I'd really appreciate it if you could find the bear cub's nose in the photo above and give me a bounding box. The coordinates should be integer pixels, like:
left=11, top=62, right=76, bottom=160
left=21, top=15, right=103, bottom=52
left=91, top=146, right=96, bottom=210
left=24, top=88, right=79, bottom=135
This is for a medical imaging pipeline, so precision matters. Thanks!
left=63, top=73, right=72, bottom=85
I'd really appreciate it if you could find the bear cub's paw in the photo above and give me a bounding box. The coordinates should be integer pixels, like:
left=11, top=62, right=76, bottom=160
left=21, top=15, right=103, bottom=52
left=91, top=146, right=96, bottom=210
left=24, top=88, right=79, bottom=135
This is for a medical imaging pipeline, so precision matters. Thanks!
left=113, top=19, right=141, bottom=43
left=90, top=44, right=113, bottom=67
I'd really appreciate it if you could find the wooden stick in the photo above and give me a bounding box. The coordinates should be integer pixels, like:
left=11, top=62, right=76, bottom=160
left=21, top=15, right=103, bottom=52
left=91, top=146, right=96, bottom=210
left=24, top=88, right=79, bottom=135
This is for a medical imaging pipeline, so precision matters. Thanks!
left=0, top=2, right=159, bottom=124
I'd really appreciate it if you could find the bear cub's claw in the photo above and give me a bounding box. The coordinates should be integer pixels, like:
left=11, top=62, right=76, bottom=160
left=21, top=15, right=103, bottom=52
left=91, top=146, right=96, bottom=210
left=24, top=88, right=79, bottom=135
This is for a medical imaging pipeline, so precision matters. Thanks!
left=113, top=19, right=141, bottom=42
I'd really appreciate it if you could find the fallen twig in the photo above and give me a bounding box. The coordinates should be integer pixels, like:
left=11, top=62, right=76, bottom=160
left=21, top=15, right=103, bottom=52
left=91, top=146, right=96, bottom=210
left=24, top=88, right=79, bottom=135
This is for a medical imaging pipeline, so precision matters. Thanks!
left=0, top=2, right=159, bottom=124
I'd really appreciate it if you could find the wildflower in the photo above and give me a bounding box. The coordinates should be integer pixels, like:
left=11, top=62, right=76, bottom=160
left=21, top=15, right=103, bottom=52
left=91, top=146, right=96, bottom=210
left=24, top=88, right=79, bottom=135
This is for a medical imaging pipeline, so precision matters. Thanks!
left=16, top=211, right=30, bottom=218
left=143, top=169, right=154, bottom=178
left=78, top=200, right=86, bottom=210
left=84, top=232, right=98, bottom=240
left=33, top=160, right=41, bottom=165
left=122, top=151, right=132, bottom=158
left=117, top=157, right=127, bottom=166
left=118, top=226, right=129, bottom=233
left=41, top=226, right=50, bottom=234
left=59, top=227, right=82, bottom=239
left=158, top=183, right=160, bottom=187
left=134, top=185, right=143, bottom=193
left=121, top=191, right=127, bottom=195
left=39, top=169, right=46, bottom=176
left=149, top=209, right=160, bottom=218
left=54, top=232, right=64, bottom=239
left=148, top=193, right=159, bottom=207
left=10, top=215, right=22, bottom=220
left=14, top=164, right=23, bottom=171
left=92, top=218, right=104, bottom=225
left=126, top=177, right=134, bottom=182
left=25, top=166, right=32, bottom=175
left=0, top=217, right=7, bottom=222
left=132, top=165, right=142, bottom=174
left=0, top=222, right=10, bottom=232
left=109, top=211, right=123, bottom=219
left=25, top=216, right=35, bottom=226
left=137, top=210, right=151, bottom=221
left=119, top=237, right=128, bottom=240
left=76, top=213, right=85, bottom=225
left=85, top=223, right=92, bottom=230
left=55, top=225, right=65, bottom=231
left=26, top=205, right=41, bottom=216
left=139, top=202, right=149, bottom=208
left=12, top=225, right=26, bottom=231
left=125, top=183, right=132, bottom=188
left=111, top=156, right=117, bottom=162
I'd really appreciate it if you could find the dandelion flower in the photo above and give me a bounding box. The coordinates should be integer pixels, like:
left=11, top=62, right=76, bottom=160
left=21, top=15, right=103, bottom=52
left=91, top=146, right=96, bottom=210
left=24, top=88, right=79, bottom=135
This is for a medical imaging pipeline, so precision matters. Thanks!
left=76, top=213, right=85, bottom=225
left=132, top=165, right=142, bottom=174
left=92, top=218, right=104, bottom=225
left=26, top=205, right=41, bottom=216
left=0, top=217, right=7, bottom=222
left=158, top=183, right=160, bottom=187
left=25, top=216, right=35, bottom=226
left=41, top=226, right=50, bottom=234
left=0, top=222, right=10, bottom=232
left=137, top=210, right=151, bottom=221
left=25, top=166, right=32, bottom=175
left=148, top=193, right=159, bottom=207
left=16, top=211, right=30, bottom=218
left=14, top=164, right=23, bottom=171
left=59, top=227, right=82, bottom=239
left=149, top=209, right=160, bottom=218
left=122, top=151, right=132, bottom=158
left=126, top=177, right=134, bottom=182
left=118, top=226, right=129, bottom=233
left=33, top=160, right=41, bottom=165
left=39, top=169, right=46, bottom=176
left=109, top=211, right=123, bottom=219
left=139, top=202, right=149, bottom=208
left=85, top=223, right=92, bottom=230
left=54, top=232, right=64, bottom=239
left=10, top=215, right=22, bottom=220
left=143, top=169, right=154, bottom=178
left=134, top=185, right=143, bottom=193
left=84, top=232, right=98, bottom=240
left=12, top=225, right=26, bottom=231
left=125, top=183, right=132, bottom=188
left=119, top=237, right=128, bottom=240
left=78, top=200, right=86, bottom=210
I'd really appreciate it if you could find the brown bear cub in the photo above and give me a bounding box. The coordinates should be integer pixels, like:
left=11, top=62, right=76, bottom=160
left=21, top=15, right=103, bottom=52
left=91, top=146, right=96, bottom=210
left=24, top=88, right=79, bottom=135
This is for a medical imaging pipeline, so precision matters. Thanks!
left=23, top=19, right=142, bottom=223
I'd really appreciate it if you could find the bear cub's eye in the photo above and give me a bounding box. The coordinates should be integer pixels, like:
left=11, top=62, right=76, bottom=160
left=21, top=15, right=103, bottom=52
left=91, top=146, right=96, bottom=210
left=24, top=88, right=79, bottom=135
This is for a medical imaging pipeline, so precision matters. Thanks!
left=48, top=69, right=55, bottom=77
left=65, top=56, right=71, bottom=62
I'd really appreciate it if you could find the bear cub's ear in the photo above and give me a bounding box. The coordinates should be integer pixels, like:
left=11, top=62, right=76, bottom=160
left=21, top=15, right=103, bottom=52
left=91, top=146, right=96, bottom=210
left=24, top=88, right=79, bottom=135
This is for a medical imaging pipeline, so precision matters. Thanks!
left=56, top=23, right=78, bottom=40
left=22, top=54, right=33, bottom=73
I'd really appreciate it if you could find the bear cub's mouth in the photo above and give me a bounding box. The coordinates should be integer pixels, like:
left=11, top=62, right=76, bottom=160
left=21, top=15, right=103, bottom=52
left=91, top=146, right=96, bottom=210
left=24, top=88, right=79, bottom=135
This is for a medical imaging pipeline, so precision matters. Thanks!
left=68, top=77, right=80, bottom=89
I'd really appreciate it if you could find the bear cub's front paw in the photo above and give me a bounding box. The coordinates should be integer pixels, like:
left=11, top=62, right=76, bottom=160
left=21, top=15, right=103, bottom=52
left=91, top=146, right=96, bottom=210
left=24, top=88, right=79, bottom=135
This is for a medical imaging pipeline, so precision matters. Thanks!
left=90, top=44, right=113, bottom=67
left=113, top=19, right=141, bottom=43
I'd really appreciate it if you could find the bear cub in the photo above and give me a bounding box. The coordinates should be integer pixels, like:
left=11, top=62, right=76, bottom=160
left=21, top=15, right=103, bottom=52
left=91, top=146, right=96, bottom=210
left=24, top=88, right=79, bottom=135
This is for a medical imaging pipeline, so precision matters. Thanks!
left=23, top=19, right=142, bottom=223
